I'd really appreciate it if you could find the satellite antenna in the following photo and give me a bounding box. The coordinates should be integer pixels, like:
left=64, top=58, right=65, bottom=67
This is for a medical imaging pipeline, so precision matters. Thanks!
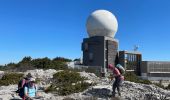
left=133, top=45, right=139, bottom=51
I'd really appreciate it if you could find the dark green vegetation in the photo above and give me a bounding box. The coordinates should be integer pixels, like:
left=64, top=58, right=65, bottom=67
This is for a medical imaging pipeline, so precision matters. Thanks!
left=0, top=56, right=91, bottom=95
left=124, top=72, right=170, bottom=89
left=0, top=56, right=71, bottom=72
left=124, top=72, right=152, bottom=84
left=0, top=73, right=24, bottom=86
left=45, top=70, right=91, bottom=95
left=165, top=84, right=170, bottom=90
left=153, top=82, right=165, bottom=89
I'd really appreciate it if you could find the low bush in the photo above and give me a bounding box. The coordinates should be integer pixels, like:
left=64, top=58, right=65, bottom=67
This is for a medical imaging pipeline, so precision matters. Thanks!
left=124, top=72, right=139, bottom=82
left=45, top=70, right=91, bottom=95
left=125, top=72, right=170, bottom=89
left=63, top=97, right=75, bottom=100
left=0, top=73, right=24, bottom=86
left=138, top=79, right=152, bottom=84
left=124, top=72, right=151, bottom=84
left=165, top=84, right=170, bottom=90
left=153, top=83, right=165, bottom=89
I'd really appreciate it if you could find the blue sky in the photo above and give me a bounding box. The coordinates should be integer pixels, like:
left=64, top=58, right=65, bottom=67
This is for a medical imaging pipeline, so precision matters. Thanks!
left=0, top=0, right=170, bottom=65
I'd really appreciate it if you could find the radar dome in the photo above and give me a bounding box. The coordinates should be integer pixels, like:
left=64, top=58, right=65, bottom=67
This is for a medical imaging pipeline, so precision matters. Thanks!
left=86, top=10, right=118, bottom=38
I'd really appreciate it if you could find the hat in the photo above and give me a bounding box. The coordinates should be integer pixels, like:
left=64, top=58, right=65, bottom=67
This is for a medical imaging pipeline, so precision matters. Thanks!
left=108, top=64, right=114, bottom=69
left=26, top=73, right=33, bottom=78
left=29, top=78, right=35, bottom=82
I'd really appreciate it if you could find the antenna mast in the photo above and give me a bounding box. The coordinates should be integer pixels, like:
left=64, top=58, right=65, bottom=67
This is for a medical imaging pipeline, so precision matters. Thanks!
left=134, top=45, right=139, bottom=51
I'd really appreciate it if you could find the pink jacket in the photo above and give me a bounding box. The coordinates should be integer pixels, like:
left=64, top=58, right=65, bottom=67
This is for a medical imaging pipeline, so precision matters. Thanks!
left=112, top=67, right=124, bottom=80
left=113, top=67, right=120, bottom=76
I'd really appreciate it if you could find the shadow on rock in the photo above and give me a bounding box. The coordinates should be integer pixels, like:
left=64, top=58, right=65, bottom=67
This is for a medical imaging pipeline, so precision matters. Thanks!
left=83, top=88, right=112, bottom=98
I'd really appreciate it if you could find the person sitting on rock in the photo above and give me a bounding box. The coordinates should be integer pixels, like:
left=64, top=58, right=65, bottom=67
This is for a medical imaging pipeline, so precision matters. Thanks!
left=108, top=64, right=124, bottom=97
left=17, top=73, right=33, bottom=100
left=24, top=77, right=39, bottom=100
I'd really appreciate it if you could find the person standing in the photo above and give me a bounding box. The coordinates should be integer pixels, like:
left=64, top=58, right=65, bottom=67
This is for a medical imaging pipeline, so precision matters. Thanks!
left=108, top=64, right=124, bottom=97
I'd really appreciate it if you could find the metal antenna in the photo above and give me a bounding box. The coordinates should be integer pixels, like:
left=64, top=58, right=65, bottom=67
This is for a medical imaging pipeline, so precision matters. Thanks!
left=134, top=45, right=139, bottom=51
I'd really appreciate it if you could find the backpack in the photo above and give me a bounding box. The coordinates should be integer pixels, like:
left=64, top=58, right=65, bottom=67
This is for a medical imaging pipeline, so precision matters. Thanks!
left=17, top=78, right=27, bottom=98
left=116, top=64, right=125, bottom=75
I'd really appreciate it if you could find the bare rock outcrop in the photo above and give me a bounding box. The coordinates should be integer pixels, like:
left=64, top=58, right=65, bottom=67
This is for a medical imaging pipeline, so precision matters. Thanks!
left=0, top=69, right=170, bottom=100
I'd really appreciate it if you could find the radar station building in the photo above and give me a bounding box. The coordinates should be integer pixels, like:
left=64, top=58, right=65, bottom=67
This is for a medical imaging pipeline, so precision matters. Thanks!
left=81, top=10, right=170, bottom=80
left=82, top=10, right=119, bottom=76
left=141, top=61, right=170, bottom=80
left=118, top=51, right=142, bottom=75
left=82, top=36, right=118, bottom=75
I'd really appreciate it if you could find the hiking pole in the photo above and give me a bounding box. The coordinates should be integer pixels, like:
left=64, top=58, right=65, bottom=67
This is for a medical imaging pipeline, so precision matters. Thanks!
left=105, top=79, right=114, bottom=89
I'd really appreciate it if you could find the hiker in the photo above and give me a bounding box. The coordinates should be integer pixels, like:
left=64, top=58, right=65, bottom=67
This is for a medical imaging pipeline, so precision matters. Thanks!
left=108, top=64, right=124, bottom=97
left=24, top=77, right=39, bottom=100
left=17, top=73, right=33, bottom=100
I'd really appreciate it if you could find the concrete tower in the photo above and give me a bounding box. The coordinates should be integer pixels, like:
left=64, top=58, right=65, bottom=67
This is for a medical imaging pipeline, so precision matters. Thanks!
left=82, top=10, right=119, bottom=76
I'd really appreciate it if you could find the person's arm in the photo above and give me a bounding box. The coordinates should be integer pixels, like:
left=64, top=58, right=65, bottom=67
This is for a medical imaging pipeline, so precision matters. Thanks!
left=113, top=68, right=121, bottom=77
left=35, top=85, right=39, bottom=97
left=35, top=91, right=39, bottom=97
left=22, top=79, right=26, bottom=87
left=24, top=87, right=28, bottom=97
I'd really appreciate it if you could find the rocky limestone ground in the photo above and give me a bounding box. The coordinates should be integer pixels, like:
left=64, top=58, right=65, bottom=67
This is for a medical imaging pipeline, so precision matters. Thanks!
left=0, top=69, right=170, bottom=100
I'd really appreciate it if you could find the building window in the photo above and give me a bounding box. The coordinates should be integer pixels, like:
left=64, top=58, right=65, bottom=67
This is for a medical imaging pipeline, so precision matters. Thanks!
left=89, top=53, right=93, bottom=61
left=85, top=43, right=88, bottom=51
left=125, top=54, right=128, bottom=59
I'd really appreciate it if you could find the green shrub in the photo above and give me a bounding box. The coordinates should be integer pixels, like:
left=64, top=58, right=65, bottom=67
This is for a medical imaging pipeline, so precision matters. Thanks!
left=46, top=70, right=91, bottom=95
left=63, top=97, right=75, bottom=100
left=153, top=83, right=165, bottom=89
left=124, top=72, right=151, bottom=84
left=165, top=84, right=170, bottom=90
left=53, top=70, right=85, bottom=83
left=3, top=56, right=71, bottom=71
left=138, top=79, right=152, bottom=84
left=124, top=72, right=140, bottom=82
left=0, top=73, right=24, bottom=86
left=35, top=78, right=41, bottom=84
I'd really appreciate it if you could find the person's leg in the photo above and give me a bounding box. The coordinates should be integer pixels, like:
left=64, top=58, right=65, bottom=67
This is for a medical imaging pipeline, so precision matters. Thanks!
left=117, top=78, right=122, bottom=96
left=25, top=96, right=33, bottom=100
left=117, top=85, right=121, bottom=96
left=112, top=83, right=116, bottom=97
left=22, top=96, right=25, bottom=100
left=112, top=78, right=118, bottom=97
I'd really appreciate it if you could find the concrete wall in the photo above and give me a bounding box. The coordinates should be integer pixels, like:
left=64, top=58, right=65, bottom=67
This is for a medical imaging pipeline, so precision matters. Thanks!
left=141, top=61, right=148, bottom=73
left=82, top=36, right=105, bottom=70
left=141, top=61, right=170, bottom=73
left=82, top=36, right=118, bottom=75
left=141, top=61, right=170, bottom=80
left=106, top=39, right=118, bottom=67
left=119, top=51, right=126, bottom=69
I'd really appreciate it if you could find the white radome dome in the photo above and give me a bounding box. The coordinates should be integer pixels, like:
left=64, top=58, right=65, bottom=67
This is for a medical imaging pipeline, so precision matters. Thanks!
left=86, top=10, right=118, bottom=38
